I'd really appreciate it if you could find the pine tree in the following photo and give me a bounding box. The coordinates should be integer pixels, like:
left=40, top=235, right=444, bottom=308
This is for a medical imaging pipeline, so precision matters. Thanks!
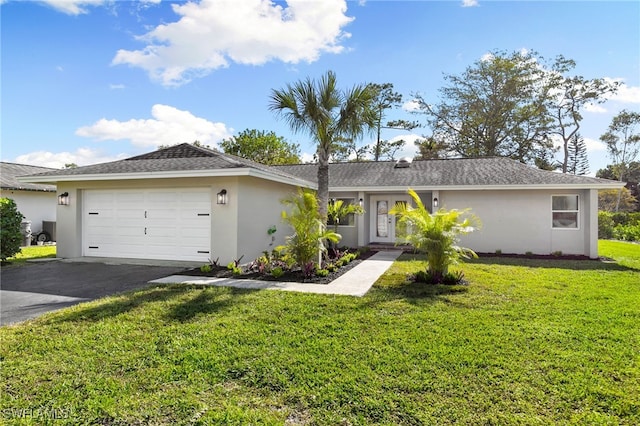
left=567, top=133, right=589, bottom=175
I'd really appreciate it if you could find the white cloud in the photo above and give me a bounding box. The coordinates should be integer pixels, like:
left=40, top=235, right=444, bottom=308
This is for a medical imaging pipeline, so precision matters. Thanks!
left=390, top=134, right=423, bottom=159
left=112, top=0, right=354, bottom=86
left=38, top=0, right=107, bottom=15
left=480, top=52, right=494, bottom=62
left=14, top=147, right=126, bottom=169
left=109, top=83, right=126, bottom=90
left=75, top=104, right=233, bottom=148
left=584, top=137, right=606, bottom=152
left=402, top=99, right=421, bottom=112
left=584, top=103, right=607, bottom=113
left=461, top=0, right=478, bottom=7
left=300, top=152, right=316, bottom=163
left=604, top=78, right=640, bottom=104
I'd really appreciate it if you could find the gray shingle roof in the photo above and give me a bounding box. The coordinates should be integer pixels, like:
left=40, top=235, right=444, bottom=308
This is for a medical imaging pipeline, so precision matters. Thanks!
left=18, top=144, right=311, bottom=184
left=16, top=144, right=621, bottom=190
left=275, top=157, right=621, bottom=188
left=1, top=162, right=57, bottom=191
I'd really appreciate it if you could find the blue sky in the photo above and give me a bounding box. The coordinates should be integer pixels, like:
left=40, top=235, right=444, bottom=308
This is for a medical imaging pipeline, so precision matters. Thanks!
left=2, top=0, right=639, bottom=175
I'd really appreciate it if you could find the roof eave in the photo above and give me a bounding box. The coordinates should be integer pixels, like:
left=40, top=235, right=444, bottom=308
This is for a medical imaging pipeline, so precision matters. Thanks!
left=17, top=168, right=317, bottom=189
left=330, top=182, right=626, bottom=192
left=0, top=186, right=56, bottom=192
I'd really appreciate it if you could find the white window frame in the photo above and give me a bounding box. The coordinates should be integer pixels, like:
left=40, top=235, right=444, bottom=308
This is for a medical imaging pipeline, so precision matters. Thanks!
left=328, top=197, right=358, bottom=227
left=551, top=194, right=580, bottom=230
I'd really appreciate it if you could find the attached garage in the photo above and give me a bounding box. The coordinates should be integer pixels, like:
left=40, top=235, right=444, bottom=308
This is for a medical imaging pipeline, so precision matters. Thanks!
left=83, top=188, right=212, bottom=262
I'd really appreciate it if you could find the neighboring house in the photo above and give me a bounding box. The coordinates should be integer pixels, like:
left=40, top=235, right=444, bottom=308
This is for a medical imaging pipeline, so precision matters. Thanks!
left=1, top=162, right=57, bottom=240
left=19, top=143, right=623, bottom=263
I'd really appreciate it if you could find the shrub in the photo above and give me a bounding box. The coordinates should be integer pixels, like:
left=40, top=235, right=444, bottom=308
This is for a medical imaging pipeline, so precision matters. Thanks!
left=325, top=262, right=337, bottom=272
left=1, top=198, right=24, bottom=261
left=315, top=268, right=329, bottom=277
left=613, top=224, right=640, bottom=241
left=200, top=264, right=212, bottom=273
left=280, top=188, right=340, bottom=270
left=598, top=211, right=615, bottom=239
left=390, top=188, right=480, bottom=277
left=599, top=211, right=640, bottom=241
left=271, top=267, right=284, bottom=278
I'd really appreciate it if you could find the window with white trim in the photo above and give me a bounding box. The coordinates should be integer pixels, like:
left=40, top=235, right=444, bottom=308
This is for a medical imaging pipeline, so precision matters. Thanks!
left=552, top=195, right=579, bottom=229
left=328, top=198, right=358, bottom=227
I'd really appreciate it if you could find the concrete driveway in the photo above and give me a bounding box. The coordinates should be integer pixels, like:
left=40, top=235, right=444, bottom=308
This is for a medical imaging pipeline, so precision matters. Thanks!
left=1, top=259, right=192, bottom=326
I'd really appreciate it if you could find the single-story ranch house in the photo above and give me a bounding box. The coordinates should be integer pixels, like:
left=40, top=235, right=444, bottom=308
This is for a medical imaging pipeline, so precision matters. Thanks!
left=19, top=143, right=624, bottom=263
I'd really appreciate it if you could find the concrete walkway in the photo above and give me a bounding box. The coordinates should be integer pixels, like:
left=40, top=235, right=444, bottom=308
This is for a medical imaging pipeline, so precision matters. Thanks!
left=150, top=250, right=402, bottom=297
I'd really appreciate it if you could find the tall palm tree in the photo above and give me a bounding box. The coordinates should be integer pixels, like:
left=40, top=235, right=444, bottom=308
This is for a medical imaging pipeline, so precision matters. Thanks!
left=269, top=70, right=377, bottom=219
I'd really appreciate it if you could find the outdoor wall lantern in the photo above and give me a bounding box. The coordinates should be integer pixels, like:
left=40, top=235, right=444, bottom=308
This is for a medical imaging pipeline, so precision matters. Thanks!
left=58, top=192, right=70, bottom=206
left=217, top=189, right=227, bottom=205
left=433, top=197, right=439, bottom=207
left=359, top=198, right=364, bottom=207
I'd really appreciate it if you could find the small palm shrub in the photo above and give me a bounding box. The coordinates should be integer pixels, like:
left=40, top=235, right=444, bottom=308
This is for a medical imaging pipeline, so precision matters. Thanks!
left=281, top=188, right=341, bottom=271
left=390, top=189, right=480, bottom=280
left=327, top=199, right=364, bottom=233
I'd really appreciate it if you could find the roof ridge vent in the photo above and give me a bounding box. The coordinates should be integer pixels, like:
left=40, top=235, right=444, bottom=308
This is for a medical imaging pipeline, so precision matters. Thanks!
left=394, top=157, right=413, bottom=168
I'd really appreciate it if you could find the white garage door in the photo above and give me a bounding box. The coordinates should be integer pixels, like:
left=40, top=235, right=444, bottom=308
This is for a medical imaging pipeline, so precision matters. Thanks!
left=83, top=189, right=212, bottom=262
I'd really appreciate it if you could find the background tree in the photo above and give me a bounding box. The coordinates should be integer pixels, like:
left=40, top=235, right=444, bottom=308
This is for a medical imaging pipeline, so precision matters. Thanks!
left=597, top=161, right=640, bottom=211
left=367, top=83, right=420, bottom=161
left=414, top=50, right=560, bottom=165
left=566, top=133, right=589, bottom=176
left=598, top=188, right=638, bottom=212
left=414, top=137, right=447, bottom=160
left=158, top=140, right=211, bottom=150
left=331, top=136, right=370, bottom=162
left=547, top=65, right=619, bottom=173
left=220, top=129, right=301, bottom=165
left=269, top=71, right=377, bottom=219
left=63, top=163, right=78, bottom=169
left=600, top=110, right=640, bottom=211
left=369, top=83, right=401, bottom=161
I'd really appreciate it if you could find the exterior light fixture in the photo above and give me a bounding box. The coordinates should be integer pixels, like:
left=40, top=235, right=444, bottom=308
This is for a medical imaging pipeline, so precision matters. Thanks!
left=58, top=192, right=70, bottom=206
left=359, top=198, right=363, bottom=207
left=217, top=189, right=227, bottom=205
left=433, top=197, right=439, bottom=207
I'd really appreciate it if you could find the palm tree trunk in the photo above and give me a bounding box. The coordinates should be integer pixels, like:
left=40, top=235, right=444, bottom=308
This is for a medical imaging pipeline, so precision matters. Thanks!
left=317, top=155, right=330, bottom=222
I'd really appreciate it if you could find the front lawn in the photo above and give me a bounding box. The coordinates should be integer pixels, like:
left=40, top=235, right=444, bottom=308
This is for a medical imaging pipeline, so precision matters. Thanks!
left=1, top=241, right=638, bottom=424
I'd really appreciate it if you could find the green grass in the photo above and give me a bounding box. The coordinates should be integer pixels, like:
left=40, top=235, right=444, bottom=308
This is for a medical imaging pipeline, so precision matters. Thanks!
left=1, top=241, right=638, bottom=424
left=599, top=239, right=640, bottom=269
left=4, top=245, right=56, bottom=266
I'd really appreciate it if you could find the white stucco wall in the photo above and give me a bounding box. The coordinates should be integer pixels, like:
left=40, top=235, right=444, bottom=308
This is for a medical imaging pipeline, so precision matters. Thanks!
left=440, top=189, right=593, bottom=256
left=236, top=177, right=297, bottom=263
left=0, top=189, right=56, bottom=235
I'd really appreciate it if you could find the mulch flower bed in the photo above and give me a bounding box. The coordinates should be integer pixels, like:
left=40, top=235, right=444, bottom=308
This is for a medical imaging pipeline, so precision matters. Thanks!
left=180, top=250, right=377, bottom=285
left=476, top=252, right=593, bottom=261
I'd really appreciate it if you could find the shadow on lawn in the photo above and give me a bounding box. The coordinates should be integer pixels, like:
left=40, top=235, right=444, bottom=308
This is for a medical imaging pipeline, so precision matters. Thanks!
left=46, top=284, right=257, bottom=324
left=468, top=256, right=639, bottom=272
left=370, top=278, right=469, bottom=308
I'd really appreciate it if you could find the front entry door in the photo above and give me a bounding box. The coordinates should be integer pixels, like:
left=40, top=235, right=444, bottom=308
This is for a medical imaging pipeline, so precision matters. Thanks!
left=369, top=195, right=411, bottom=243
